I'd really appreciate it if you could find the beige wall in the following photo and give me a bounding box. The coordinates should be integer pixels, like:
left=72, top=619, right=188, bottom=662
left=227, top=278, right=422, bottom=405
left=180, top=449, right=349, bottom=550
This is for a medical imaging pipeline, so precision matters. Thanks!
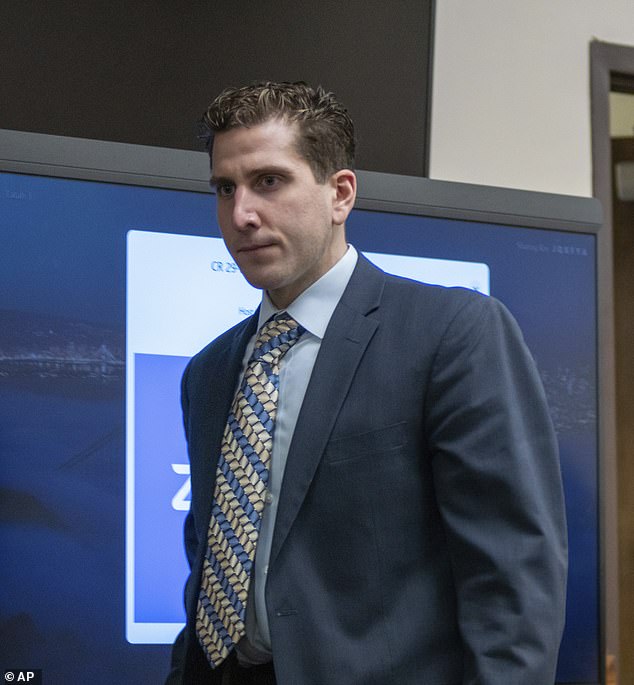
left=430, top=0, right=634, bottom=195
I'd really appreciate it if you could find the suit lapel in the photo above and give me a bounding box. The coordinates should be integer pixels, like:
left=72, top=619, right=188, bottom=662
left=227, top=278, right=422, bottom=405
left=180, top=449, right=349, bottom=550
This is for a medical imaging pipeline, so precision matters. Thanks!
left=269, top=256, right=385, bottom=567
left=207, top=313, right=258, bottom=451
left=192, top=312, right=258, bottom=527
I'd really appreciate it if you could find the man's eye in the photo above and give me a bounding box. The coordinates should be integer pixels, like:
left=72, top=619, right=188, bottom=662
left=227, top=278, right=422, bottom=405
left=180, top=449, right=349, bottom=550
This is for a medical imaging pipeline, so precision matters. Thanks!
left=259, top=175, right=280, bottom=189
left=216, top=183, right=234, bottom=198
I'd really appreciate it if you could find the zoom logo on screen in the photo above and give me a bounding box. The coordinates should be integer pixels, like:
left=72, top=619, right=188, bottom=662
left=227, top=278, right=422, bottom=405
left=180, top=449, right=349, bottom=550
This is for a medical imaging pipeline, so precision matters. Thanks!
left=125, top=229, right=490, bottom=644
left=171, top=464, right=191, bottom=512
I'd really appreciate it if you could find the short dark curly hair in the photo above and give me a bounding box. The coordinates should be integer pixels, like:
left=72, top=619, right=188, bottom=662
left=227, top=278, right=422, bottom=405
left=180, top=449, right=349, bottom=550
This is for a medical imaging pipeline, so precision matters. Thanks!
left=200, top=81, right=355, bottom=183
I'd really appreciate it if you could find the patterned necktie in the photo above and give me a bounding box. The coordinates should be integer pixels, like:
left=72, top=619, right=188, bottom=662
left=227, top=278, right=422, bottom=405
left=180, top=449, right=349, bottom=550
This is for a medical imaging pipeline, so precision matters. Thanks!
left=196, top=312, right=305, bottom=668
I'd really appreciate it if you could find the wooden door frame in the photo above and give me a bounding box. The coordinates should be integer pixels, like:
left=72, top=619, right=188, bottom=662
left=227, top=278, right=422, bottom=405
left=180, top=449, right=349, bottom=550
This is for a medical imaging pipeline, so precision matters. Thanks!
left=590, top=38, right=634, bottom=683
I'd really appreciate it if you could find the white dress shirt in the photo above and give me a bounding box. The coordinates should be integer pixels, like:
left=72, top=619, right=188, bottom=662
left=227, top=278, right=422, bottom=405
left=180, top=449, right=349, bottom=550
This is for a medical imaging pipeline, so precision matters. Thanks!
left=236, top=245, right=358, bottom=663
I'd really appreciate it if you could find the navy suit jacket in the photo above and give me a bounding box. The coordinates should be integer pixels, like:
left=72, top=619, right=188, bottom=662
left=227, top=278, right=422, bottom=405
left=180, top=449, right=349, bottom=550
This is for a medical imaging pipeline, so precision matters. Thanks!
left=167, top=255, right=567, bottom=685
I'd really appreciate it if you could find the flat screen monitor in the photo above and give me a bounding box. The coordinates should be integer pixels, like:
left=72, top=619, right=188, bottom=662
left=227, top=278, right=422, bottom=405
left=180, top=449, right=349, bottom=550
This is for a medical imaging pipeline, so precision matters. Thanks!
left=0, top=130, right=604, bottom=684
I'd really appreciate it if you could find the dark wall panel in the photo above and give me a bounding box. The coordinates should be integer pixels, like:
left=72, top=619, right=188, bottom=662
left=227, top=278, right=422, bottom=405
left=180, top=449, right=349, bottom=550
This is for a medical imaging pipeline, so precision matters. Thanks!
left=0, top=1, right=434, bottom=175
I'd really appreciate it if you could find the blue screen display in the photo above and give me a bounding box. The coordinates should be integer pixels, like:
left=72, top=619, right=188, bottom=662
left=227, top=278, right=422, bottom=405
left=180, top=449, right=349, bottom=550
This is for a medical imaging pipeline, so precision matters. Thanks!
left=0, top=171, right=598, bottom=684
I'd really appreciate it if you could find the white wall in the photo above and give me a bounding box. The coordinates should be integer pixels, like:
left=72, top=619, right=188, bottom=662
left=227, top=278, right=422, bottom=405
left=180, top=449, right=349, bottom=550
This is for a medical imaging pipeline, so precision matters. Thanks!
left=430, top=0, right=634, bottom=196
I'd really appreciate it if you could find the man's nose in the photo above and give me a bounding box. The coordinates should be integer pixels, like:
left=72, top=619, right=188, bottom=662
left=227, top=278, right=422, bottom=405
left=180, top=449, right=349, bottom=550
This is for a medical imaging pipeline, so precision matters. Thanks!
left=232, top=187, right=261, bottom=229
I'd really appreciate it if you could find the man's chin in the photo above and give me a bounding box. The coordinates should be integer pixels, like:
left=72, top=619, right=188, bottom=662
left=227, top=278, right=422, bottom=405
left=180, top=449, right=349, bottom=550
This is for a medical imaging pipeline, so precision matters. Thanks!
left=239, top=270, right=283, bottom=294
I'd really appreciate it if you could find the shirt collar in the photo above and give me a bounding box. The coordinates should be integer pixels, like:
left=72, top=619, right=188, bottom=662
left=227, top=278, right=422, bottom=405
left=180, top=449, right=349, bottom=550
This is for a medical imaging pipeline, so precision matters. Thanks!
left=257, top=245, right=358, bottom=339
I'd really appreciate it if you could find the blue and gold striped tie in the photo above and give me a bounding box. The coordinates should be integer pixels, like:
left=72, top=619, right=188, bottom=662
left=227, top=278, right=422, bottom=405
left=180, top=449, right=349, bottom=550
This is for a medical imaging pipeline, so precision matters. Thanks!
left=196, top=312, right=305, bottom=667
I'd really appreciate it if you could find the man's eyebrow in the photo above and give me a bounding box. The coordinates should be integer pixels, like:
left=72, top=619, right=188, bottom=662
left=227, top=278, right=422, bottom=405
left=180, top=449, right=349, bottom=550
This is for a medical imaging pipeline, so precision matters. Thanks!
left=210, top=165, right=294, bottom=187
left=209, top=174, right=231, bottom=188
left=248, top=164, right=293, bottom=177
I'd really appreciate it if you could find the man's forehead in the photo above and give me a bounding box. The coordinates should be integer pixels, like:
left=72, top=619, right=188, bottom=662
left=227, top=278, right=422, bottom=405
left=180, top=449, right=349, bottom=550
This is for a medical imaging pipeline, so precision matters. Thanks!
left=211, top=118, right=304, bottom=174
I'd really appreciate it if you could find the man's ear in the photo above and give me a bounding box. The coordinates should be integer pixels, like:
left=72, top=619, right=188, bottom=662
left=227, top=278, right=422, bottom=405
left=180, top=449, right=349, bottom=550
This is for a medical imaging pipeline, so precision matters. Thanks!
left=330, top=169, right=357, bottom=226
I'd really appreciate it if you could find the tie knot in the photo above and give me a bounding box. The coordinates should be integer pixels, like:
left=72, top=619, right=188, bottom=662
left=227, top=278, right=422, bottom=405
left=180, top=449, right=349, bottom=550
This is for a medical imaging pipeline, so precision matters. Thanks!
left=251, top=312, right=305, bottom=362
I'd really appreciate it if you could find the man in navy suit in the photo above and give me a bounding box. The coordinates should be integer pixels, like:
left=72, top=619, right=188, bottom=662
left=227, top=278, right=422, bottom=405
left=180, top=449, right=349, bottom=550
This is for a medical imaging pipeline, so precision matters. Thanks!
left=167, top=81, right=567, bottom=685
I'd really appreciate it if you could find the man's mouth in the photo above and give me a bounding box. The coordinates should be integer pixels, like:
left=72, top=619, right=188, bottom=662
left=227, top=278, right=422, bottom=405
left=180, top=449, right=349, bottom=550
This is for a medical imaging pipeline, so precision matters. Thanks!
left=237, top=242, right=275, bottom=253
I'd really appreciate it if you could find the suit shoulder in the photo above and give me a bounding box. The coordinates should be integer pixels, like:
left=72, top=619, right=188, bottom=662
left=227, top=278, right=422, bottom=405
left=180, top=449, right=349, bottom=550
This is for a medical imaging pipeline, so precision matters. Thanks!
left=376, top=271, right=521, bottom=353
left=382, top=270, right=497, bottom=318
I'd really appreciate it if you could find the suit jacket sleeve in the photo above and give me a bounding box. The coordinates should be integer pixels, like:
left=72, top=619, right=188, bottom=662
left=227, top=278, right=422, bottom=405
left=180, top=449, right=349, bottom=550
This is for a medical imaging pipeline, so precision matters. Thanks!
left=426, top=293, right=567, bottom=684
